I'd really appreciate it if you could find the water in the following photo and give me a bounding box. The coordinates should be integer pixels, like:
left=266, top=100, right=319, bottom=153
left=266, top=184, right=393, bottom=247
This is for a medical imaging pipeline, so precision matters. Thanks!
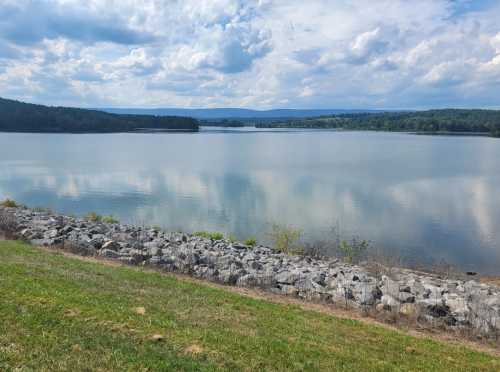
left=1, top=128, right=499, bottom=274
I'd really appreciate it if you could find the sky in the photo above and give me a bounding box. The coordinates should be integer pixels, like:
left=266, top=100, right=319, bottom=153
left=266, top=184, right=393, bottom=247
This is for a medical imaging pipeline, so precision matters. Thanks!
left=0, top=0, right=500, bottom=109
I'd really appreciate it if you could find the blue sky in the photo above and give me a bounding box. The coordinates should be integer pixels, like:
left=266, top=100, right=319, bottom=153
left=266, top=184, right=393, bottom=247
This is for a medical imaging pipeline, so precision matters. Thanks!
left=0, top=0, right=499, bottom=109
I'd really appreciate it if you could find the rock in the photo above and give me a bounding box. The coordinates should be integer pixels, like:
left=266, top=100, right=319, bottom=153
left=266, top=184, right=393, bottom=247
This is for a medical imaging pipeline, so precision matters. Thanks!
left=381, top=294, right=399, bottom=309
left=357, top=283, right=381, bottom=305
left=218, top=269, right=239, bottom=284
left=90, top=234, right=106, bottom=249
left=381, top=276, right=401, bottom=298
left=102, top=240, right=120, bottom=251
left=61, top=225, right=73, bottom=234
left=399, top=303, right=417, bottom=316
left=148, top=246, right=160, bottom=256
left=4, top=205, right=500, bottom=337
left=149, top=256, right=162, bottom=265
left=399, top=292, right=415, bottom=303
left=417, top=298, right=442, bottom=308
left=281, top=285, right=299, bottom=296
left=423, top=282, right=443, bottom=299
left=237, top=274, right=259, bottom=287
left=445, top=293, right=468, bottom=315
left=295, top=277, right=322, bottom=292
left=99, top=249, right=120, bottom=259
left=418, top=299, right=450, bottom=318
left=44, top=229, right=59, bottom=239
left=485, top=296, right=500, bottom=307
left=275, top=270, right=300, bottom=284
left=30, top=238, right=54, bottom=247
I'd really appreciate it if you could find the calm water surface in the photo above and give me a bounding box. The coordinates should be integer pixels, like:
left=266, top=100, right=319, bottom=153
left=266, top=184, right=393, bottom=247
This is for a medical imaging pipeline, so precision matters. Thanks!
left=1, top=128, right=499, bottom=274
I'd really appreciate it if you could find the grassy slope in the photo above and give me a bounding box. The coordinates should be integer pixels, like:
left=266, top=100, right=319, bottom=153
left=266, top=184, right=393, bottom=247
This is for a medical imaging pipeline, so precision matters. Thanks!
left=0, top=241, right=498, bottom=371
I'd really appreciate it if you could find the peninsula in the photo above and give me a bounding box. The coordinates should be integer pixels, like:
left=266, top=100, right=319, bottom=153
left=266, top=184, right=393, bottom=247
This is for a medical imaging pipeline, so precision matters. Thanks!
left=0, top=97, right=199, bottom=133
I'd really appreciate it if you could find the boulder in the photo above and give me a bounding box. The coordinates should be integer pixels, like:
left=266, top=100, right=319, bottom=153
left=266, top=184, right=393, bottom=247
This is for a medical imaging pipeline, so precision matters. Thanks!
left=381, top=294, right=399, bottom=308
left=102, top=240, right=121, bottom=251
left=281, top=285, right=299, bottom=296
left=275, top=270, right=300, bottom=284
left=398, top=292, right=415, bottom=303
left=99, top=249, right=121, bottom=259
left=399, top=303, right=417, bottom=316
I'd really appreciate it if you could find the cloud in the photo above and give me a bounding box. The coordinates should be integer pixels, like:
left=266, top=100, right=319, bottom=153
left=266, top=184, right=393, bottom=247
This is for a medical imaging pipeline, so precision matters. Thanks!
left=189, top=24, right=272, bottom=74
left=0, top=1, right=154, bottom=45
left=0, top=0, right=499, bottom=108
left=346, top=28, right=390, bottom=64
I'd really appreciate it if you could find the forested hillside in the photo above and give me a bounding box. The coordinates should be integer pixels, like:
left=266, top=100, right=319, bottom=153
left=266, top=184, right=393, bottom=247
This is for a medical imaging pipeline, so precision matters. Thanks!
left=0, top=97, right=198, bottom=133
left=256, top=109, right=500, bottom=137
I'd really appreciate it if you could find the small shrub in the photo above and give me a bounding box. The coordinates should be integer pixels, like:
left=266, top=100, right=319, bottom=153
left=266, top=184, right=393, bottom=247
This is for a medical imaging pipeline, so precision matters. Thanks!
left=194, top=231, right=224, bottom=240
left=84, top=212, right=102, bottom=222
left=268, top=223, right=303, bottom=255
left=0, top=209, right=17, bottom=237
left=339, top=238, right=370, bottom=264
left=302, top=241, right=327, bottom=259
left=85, top=212, right=118, bottom=224
left=0, top=199, right=18, bottom=208
left=244, top=237, right=257, bottom=247
left=194, top=231, right=210, bottom=238
left=209, top=232, right=224, bottom=240
left=101, top=215, right=119, bottom=224
left=33, top=206, right=53, bottom=213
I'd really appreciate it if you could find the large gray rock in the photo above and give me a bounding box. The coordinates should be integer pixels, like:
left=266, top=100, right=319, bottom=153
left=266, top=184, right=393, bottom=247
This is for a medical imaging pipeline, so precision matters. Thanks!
left=275, top=270, right=300, bottom=284
left=102, top=240, right=121, bottom=251
left=382, top=294, right=399, bottom=308
left=99, top=249, right=121, bottom=259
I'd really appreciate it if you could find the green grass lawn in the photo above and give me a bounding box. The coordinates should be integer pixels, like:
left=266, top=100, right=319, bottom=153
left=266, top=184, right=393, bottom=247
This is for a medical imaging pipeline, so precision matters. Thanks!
left=0, top=240, right=498, bottom=371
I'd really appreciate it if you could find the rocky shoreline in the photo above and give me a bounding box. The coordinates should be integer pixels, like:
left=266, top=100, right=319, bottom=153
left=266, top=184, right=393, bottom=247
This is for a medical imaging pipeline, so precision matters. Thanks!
left=1, top=205, right=499, bottom=338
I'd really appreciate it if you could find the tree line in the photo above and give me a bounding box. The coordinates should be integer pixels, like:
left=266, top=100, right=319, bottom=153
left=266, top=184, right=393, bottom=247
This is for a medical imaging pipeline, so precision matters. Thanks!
left=0, top=97, right=199, bottom=133
left=256, top=109, right=500, bottom=137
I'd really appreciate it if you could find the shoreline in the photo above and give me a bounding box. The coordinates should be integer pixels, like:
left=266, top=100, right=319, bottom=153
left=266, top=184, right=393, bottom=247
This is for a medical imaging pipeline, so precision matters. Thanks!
left=254, top=126, right=495, bottom=137
left=0, top=128, right=199, bottom=134
left=0, top=127, right=494, bottom=136
left=1, top=204, right=500, bottom=340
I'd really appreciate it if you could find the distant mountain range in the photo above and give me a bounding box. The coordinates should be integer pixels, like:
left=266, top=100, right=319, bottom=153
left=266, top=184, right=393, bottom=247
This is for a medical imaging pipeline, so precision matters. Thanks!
left=99, top=108, right=383, bottom=119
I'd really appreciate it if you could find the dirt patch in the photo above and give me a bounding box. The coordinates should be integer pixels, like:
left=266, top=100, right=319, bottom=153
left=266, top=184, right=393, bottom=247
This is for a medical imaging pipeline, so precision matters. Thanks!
left=481, top=277, right=500, bottom=287
left=150, top=334, right=165, bottom=342
left=133, top=306, right=146, bottom=315
left=64, top=309, right=81, bottom=317
left=184, top=344, right=204, bottom=355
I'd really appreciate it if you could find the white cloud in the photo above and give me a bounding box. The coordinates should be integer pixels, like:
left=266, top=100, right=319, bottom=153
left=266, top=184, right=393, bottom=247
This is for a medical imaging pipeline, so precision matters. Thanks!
left=348, top=28, right=388, bottom=63
left=0, top=0, right=499, bottom=108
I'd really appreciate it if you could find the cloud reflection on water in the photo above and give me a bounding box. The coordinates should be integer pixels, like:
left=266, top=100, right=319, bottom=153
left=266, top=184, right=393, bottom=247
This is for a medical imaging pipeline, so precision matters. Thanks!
left=0, top=131, right=499, bottom=273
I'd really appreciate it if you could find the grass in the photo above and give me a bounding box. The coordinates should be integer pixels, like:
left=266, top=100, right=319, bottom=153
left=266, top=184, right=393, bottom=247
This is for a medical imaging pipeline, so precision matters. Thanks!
left=32, top=206, right=54, bottom=213
left=101, top=215, right=120, bottom=224
left=244, top=237, right=257, bottom=247
left=0, top=240, right=499, bottom=371
left=0, top=199, right=18, bottom=208
left=84, top=212, right=119, bottom=224
left=193, top=231, right=225, bottom=241
left=268, top=223, right=303, bottom=255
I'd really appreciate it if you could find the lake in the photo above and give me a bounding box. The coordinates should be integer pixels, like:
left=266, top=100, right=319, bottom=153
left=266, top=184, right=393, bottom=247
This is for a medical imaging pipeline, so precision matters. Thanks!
left=1, top=128, right=499, bottom=274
